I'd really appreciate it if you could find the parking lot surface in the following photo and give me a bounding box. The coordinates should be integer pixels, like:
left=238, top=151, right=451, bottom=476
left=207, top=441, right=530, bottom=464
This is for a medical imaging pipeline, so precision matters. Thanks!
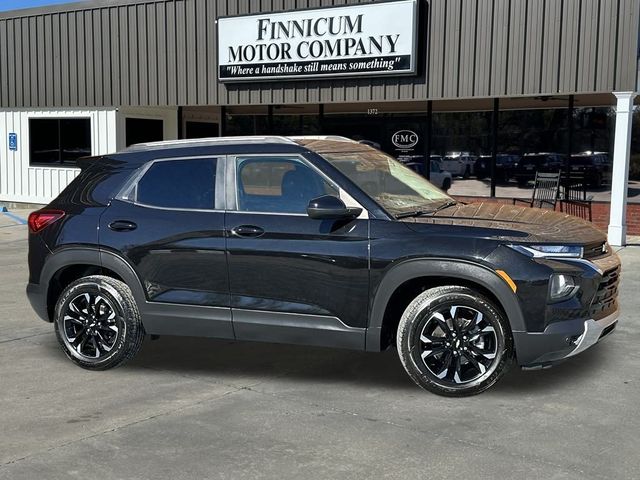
left=1, top=209, right=639, bottom=479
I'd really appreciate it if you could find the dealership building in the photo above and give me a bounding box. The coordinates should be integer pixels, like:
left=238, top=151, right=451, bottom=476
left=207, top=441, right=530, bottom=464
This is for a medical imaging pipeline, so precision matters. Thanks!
left=0, top=0, right=639, bottom=244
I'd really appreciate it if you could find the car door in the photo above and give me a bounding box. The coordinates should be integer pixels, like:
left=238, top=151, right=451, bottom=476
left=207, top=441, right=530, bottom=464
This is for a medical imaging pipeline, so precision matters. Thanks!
left=225, top=153, right=370, bottom=350
left=99, top=155, right=233, bottom=339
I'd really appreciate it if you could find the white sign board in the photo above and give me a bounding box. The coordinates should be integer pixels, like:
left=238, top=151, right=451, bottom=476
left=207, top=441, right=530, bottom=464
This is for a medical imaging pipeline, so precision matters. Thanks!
left=217, top=0, right=418, bottom=82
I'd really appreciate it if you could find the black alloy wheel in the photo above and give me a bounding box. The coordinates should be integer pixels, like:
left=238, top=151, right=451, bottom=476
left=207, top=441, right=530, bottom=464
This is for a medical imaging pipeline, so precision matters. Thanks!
left=61, top=292, right=121, bottom=360
left=397, top=285, right=513, bottom=396
left=54, top=275, right=145, bottom=370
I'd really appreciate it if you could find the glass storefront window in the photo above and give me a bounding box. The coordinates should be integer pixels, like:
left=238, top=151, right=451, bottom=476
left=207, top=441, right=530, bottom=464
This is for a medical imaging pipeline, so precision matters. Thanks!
left=272, top=113, right=320, bottom=136
left=432, top=111, right=492, bottom=198
left=219, top=99, right=627, bottom=206
left=495, top=105, right=615, bottom=204
left=225, top=106, right=269, bottom=136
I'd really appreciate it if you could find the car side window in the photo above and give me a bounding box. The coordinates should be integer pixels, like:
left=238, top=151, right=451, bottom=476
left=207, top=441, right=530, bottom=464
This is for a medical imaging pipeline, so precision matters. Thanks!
left=236, top=156, right=337, bottom=214
left=136, top=158, right=217, bottom=210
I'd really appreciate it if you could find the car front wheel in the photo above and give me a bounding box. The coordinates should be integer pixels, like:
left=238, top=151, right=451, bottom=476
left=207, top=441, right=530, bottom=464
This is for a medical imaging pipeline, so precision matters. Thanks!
left=396, top=285, right=513, bottom=396
left=54, top=275, right=145, bottom=370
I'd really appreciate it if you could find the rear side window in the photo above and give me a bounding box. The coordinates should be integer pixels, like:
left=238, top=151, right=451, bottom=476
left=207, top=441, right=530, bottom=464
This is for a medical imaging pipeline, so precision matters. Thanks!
left=135, top=158, right=217, bottom=209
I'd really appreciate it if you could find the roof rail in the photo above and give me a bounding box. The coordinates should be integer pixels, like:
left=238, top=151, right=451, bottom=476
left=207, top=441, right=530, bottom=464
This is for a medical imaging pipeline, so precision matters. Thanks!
left=124, top=136, right=296, bottom=152
left=287, top=135, right=357, bottom=143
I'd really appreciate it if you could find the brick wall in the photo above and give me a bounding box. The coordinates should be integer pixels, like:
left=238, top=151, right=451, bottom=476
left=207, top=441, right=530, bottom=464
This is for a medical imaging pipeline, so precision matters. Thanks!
left=453, top=196, right=640, bottom=235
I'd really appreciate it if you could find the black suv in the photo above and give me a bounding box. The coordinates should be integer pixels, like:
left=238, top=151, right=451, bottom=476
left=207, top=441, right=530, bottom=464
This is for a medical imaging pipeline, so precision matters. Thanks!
left=26, top=137, right=621, bottom=396
left=513, top=153, right=566, bottom=186
left=570, top=152, right=611, bottom=188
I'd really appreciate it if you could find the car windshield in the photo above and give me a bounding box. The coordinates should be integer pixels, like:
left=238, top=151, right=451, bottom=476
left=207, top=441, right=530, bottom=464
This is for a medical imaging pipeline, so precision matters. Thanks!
left=321, top=149, right=452, bottom=216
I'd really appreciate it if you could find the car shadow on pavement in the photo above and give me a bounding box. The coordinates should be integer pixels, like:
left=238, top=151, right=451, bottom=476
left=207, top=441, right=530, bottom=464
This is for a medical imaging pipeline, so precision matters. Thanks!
left=490, top=345, right=610, bottom=396
left=129, top=335, right=610, bottom=395
left=36, top=332, right=612, bottom=395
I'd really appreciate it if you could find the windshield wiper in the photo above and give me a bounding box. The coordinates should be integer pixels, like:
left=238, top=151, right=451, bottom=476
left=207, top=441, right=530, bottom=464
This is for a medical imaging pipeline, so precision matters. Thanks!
left=395, top=201, right=458, bottom=219
left=429, top=200, right=458, bottom=215
left=395, top=210, right=430, bottom=219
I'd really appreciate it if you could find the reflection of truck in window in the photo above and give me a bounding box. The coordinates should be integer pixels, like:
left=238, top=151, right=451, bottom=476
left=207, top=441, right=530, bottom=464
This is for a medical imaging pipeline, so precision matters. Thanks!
left=397, top=155, right=453, bottom=191
left=440, top=152, right=477, bottom=178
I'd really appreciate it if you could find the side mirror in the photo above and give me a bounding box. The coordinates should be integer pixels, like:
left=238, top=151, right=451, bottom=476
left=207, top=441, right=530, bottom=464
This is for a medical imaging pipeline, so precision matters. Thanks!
left=307, top=195, right=363, bottom=220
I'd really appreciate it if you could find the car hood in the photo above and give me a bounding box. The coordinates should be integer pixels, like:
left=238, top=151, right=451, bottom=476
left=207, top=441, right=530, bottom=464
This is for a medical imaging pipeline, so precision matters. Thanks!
left=402, top=202, right=606, bottom=245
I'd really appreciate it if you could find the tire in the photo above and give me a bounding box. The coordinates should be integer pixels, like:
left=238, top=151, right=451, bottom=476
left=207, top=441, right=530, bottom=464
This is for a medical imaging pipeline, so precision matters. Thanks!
left=396, top=285, right=513, bottom=397
left=462, top=165, right=471, bottom=179
left=442, top=178, right=451, bottom=191
left=54, top=275, right=145, bottom=370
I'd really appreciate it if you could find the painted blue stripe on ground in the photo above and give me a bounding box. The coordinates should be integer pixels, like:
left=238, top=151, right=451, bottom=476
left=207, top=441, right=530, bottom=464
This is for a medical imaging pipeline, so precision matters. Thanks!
left=2, top=211, right=28, bottom=225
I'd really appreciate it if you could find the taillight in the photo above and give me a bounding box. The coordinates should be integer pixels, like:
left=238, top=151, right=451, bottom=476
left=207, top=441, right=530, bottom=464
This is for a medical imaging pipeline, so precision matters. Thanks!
left=28, top=210, right=65, bottom=233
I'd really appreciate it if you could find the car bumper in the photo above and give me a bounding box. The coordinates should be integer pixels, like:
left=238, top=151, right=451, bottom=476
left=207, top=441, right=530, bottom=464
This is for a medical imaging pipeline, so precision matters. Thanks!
left=26, top=282, right=50, bottom=322
left=513, top=309, right=619, bottom=367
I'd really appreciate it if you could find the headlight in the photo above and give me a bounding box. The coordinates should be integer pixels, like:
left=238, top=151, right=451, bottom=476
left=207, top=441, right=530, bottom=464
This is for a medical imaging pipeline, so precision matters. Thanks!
left=549, top=274, right=579, bottom=300
left=508, top=244, right=583, bottom=258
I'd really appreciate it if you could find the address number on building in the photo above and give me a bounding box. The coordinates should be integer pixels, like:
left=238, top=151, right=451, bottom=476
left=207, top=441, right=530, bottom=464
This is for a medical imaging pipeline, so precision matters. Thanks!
left=217, top=0, right=418, bottom=82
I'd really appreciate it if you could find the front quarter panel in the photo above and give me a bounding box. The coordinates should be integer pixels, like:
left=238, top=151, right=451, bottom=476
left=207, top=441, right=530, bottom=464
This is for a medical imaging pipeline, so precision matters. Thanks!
left=366, top=219, right=526, bottom=351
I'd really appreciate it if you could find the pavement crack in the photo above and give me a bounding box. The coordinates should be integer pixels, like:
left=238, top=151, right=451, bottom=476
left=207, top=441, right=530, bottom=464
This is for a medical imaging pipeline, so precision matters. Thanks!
left=0, top=332, right=50, bottom=344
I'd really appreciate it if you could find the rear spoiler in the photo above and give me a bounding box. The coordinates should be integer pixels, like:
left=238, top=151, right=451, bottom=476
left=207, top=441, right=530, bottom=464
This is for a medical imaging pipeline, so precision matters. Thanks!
left=75, top=155, right=103, bottom=169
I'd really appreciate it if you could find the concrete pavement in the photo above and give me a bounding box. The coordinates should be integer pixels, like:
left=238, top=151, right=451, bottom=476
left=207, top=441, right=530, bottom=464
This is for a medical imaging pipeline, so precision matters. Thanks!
left=1, top=210, right=639, bottom=479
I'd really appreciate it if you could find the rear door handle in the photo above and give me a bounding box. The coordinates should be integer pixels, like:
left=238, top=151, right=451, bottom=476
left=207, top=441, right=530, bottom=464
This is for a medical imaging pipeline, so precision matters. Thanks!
left=230, top=225, right=264, bottom=238
left=108, top=220, right=138, bottom=232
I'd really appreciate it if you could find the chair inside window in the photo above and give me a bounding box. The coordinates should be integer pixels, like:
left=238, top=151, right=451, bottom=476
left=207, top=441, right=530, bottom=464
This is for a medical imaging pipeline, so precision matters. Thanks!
left=559, top=173, right=593, bottom=221
left=512, top=171, right=561, bottom=209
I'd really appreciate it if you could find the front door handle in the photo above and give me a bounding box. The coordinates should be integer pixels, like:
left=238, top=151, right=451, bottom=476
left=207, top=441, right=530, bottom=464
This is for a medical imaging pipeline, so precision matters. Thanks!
left=230, top=225, right=265, bottom=238
left=109, top=220, right=138, bottom=232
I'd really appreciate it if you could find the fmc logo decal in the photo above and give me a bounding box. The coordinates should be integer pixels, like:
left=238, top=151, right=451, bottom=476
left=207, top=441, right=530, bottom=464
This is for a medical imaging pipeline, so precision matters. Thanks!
left=392, top=130, right=418, bottom=149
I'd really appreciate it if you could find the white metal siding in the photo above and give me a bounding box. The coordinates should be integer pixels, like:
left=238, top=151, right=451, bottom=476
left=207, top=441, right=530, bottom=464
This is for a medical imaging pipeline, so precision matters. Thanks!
left=0, top=108, right=117, bottom=204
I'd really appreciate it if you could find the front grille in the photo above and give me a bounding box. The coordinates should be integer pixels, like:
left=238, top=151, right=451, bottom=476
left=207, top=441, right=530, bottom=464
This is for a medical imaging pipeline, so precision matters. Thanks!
left=583, top=242, right=608, bottom=259
left=589, top=266, right=620, bottom=319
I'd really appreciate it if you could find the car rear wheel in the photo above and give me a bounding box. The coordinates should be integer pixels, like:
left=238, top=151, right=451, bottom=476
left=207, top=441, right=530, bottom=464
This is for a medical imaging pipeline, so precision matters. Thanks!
left=442, top=178, right=451, bottom=191
left=54, top=275, right=145, bottom=370
left=396, top=286, right=513, bottom=396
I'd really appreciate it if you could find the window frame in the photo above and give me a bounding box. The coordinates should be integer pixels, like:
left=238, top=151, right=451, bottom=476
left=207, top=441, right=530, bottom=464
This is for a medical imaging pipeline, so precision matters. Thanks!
left=117, top=155, right=225, bottom=213
left=227, top=153, right=367, bottom=218
left=28, top=116, right=93, bottom=167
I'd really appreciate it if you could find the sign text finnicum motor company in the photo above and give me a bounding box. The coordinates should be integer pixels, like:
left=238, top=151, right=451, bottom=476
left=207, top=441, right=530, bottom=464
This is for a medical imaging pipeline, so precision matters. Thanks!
left=217, top=0, right=418, bottom=82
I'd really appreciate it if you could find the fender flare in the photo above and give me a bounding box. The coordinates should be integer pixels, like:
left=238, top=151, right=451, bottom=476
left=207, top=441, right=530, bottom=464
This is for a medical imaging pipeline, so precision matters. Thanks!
left=365, top=258, right=525, bottom=351
left=99, top=249, right=148, bottom=305
left=38, top=247, right=148, bottom=318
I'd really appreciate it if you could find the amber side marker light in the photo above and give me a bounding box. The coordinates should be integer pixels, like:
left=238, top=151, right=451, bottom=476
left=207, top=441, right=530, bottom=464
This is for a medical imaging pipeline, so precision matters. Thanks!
left=495, top=269, right=517, bottom=293
left=28, top=210, right=65, bottom=234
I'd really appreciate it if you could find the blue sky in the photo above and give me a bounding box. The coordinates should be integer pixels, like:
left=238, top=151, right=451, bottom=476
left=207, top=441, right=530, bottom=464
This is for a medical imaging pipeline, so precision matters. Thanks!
left=0, top=0, right=79, bottom=12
